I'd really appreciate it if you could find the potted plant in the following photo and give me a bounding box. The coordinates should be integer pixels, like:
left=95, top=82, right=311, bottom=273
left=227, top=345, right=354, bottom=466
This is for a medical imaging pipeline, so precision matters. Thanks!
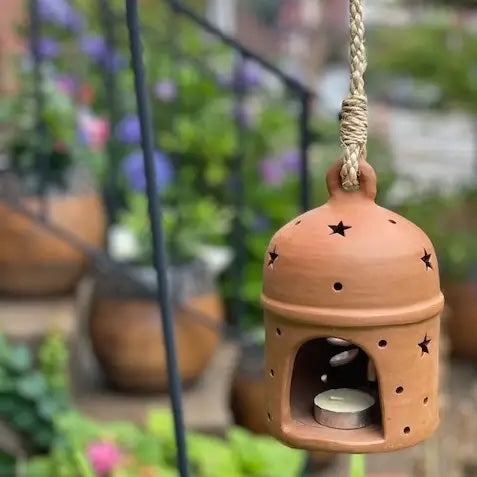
left=88, top=141, right=233, bottom=392
left=0, top=1, right=110, bottom=297
left=0, top=66, right=107, bottom=296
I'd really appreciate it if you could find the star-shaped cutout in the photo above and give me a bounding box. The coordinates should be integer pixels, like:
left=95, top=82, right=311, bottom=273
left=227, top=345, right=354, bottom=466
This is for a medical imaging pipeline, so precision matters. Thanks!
left=329, top=221, right=352, bottom=237
left=268, top=246, right=278, bottom=268
left=421, top=249, right=433, bottom=270
left=418, top=334, right=431, bottom=355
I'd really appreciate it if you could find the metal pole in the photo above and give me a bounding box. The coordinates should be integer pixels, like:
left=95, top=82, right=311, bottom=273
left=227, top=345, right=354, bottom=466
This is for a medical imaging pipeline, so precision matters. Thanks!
left=125, top=2, right=189, bottom=476
left=28, top=0, right=48, bottom=212
left=299, top=91, right=311, bottom=211
left=98, top=0, right=121, bottom=226
left=230, top=52, right=247, bottom=334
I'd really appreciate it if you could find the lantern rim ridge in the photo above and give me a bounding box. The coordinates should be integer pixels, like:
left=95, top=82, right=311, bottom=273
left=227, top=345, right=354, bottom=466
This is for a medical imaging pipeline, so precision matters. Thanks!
left=261, top=292, right=444, bottom=327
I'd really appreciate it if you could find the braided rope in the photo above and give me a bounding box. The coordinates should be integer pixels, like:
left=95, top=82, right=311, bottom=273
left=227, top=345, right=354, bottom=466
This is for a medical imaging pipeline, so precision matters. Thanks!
left=340, top=0, right=368, bottom=189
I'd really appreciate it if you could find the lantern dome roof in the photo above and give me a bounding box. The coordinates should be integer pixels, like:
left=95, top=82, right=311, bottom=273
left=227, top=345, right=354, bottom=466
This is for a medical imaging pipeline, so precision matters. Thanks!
left=261, top=161, right=444, bottom=326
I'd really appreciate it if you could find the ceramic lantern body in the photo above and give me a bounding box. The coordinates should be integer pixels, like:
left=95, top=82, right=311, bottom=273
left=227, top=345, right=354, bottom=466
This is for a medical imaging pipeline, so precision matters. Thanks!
left=262, top=161, right=444, bottom=453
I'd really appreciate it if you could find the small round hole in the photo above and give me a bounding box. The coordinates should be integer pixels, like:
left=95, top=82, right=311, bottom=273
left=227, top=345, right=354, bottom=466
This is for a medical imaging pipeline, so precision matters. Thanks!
left=276, top=328, right=281, bottom=336
left=389, top=219, right=397, bottom=224
left=424, top=397, right=429, bottom=405
left=378, top=340, right=387, bottom=348
left=270, top=369, right=274, bottom=377
left=396, top=386, right=404, bottom=394
left=267, top=412, right=272, bottom=421
left=403, top=426, right=410, bottom=434
left=333, top=282, right=343, bottom=291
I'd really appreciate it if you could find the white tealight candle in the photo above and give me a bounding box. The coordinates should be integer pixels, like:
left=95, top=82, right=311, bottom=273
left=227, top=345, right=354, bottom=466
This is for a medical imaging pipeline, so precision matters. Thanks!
left=314, top=388, right=376, bottom=429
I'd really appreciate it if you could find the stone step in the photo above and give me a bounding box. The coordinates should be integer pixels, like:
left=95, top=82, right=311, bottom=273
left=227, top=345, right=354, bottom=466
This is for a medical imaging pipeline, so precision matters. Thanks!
left=75, top=341, right=240, bottom=433
left=0, top=297, right=78, bottom=343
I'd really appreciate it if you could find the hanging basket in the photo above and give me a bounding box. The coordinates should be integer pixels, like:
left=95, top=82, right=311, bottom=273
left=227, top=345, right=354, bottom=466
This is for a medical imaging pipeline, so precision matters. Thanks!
left=262, top=160, right=444, bottom=453
left=0, top=192, right=105, bottom=296
left=89, top=262, right=224, bottom=392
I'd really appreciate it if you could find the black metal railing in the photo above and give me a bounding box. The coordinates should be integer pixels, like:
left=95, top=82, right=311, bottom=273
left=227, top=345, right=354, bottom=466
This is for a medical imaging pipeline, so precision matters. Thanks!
left=0, top=1, right=317, bottom=475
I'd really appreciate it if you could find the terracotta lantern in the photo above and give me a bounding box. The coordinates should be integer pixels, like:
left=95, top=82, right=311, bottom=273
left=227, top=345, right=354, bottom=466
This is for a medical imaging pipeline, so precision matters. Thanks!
left=262, top=160, right=444, bottom=453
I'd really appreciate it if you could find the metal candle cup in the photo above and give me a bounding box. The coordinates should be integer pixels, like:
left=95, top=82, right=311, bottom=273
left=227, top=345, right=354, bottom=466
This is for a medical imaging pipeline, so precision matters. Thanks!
left=314, top=388, right=376, bottom=430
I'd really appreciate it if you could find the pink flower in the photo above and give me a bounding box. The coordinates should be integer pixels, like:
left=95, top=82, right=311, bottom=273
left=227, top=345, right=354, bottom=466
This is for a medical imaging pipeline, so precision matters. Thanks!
left=78, top=109, right=110, bottom=151
left=86, top=441, right=122, bottom=476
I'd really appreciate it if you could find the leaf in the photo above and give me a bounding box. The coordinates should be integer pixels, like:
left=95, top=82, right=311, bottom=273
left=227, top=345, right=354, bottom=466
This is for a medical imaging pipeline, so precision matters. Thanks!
left=17, top=372, right=47, bottom=399
left=228, top=427, right=306, bottom=477
left=7, top=346, right=32, bottom=373
left=11, top=409, right=37, bottom=432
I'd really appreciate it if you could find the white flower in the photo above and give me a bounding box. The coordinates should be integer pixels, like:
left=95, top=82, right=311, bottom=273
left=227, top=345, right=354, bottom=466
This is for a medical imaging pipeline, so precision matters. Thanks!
left=108, top=225, right=140, bottom=262
left=196, top=245, right=234, bottom=276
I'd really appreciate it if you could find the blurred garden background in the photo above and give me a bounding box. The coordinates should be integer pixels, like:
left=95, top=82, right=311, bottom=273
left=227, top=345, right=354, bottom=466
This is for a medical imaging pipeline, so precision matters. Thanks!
left=0, top=0, right=477, bottom=475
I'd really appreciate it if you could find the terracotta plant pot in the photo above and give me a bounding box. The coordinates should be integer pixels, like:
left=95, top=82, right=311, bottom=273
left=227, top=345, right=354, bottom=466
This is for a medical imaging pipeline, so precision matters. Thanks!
left=444, top=281, right=477, bottom=360
left=0, top=193, right=105, bottom=296
left=89, top=262, right=223, bottom=392
left=230, top=340, right=335, bottom=470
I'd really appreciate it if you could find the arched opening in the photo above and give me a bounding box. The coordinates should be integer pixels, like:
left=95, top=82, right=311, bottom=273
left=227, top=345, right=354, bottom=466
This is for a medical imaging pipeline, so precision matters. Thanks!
left=290, top=337, right=383, bottom=436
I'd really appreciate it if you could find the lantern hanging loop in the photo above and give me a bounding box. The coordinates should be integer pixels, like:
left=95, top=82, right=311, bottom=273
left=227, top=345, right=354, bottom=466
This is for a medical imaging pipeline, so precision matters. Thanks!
left=340, top=0, right=368, bottom=190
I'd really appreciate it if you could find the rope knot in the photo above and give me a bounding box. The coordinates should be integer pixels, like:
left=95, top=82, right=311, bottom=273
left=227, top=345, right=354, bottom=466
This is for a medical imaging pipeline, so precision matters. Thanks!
left=340, top=94, right=368, bottom=189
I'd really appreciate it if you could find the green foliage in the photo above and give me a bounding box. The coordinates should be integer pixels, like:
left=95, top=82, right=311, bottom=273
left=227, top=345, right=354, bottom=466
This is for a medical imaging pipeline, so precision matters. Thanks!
left=27, top=409, right=305, bottom=477
left=0, top=73, right=97, bottom=193
left=368, top=23, right=477, bottom=112
left=0, top=331, right=70, bottom=454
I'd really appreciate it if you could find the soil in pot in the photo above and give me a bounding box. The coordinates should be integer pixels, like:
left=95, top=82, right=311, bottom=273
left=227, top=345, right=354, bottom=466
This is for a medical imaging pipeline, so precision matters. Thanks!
left=89, top=262, right=224, bottom=392
left=230, top=339, right=336, bottom=470
left=0, top=171, right=106, bottom=296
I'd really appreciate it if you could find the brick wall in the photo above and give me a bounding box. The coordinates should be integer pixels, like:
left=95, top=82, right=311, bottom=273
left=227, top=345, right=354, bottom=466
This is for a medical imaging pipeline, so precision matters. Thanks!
left=0, top=0, right=25, bottom=93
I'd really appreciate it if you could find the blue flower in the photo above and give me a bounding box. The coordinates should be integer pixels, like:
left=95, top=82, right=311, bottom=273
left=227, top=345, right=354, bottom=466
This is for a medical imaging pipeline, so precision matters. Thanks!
left=102, top=51, right=126, bottom=72
left=79, top=35, right=107, bottom=62
left=38, top=0, right=84, bottom=31
left=251, top=213, right=270, bottom=232
left=122, top=149, right=174, bottom=192
left=36, top=37, right=60, bottom=60
left=115, top=114, right=141, bottom=145
left=79, top=36, right=126, bottom=71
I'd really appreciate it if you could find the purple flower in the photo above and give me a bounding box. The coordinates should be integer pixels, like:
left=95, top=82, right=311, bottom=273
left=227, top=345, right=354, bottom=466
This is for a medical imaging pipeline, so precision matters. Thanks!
left=38, top=0, right=84, bottom=31
left=217, top=60, right=262, bottom=90
left=115, top=114, right=141, bottom=144
left=234, top=59, right=262, bottom=89
left=154, top=79, right=177, bottom=102
left=280, top=150, right=300, bottom=173
left=122, top=149, right=174, bottom=192
left=36, top=37, right=60, bottom=60
left=86, top=441, right=122, bottom=477
left=260, top=158, right=284, bottom=186
left=79, top=35, right=107, bottom=62
left=56, top=74, right=76, bottom=96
